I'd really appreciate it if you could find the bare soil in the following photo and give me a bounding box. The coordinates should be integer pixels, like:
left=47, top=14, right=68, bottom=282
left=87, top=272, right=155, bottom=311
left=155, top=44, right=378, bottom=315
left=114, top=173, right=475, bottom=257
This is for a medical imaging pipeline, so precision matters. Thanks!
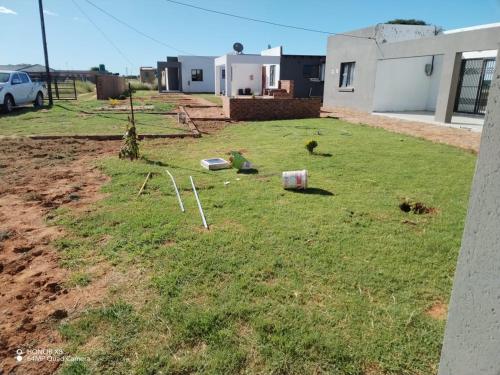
left=322, top=107, right=481, bottom=153
left=0, top=138, right=119, bottom=374
left=184, top=106, right=226, bottom=119
left=426, top=301, right=448, bottom=320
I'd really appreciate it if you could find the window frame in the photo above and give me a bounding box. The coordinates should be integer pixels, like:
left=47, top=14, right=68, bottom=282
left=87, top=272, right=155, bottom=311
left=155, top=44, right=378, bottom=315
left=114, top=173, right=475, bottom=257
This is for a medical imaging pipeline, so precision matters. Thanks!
left=191, top=69, right=203, bottom=82
left=302, top=64, right=320, bottom=79
left=339, top=62, right=355, bottom=88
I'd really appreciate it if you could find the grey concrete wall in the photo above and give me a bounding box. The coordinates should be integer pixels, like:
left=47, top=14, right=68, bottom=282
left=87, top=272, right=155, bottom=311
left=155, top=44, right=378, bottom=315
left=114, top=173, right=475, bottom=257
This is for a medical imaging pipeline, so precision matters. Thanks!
left=438, top=47, right=500, bottom=375
left=323, top=26, right=379, bottom=112
left=323, top=24, right=500, bottom=117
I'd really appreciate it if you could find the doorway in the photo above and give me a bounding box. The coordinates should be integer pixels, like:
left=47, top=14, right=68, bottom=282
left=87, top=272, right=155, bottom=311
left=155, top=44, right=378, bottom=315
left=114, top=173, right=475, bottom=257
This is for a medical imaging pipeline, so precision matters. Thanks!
left=455, top=58, right=496, bottom=115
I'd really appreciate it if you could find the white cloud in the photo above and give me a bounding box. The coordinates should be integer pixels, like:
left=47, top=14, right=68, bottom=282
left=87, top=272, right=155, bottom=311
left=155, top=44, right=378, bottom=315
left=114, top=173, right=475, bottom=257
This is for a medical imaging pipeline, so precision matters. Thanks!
left=0, top=6, right=17, bottom=15
left=43, top=9, right=58, bottom=16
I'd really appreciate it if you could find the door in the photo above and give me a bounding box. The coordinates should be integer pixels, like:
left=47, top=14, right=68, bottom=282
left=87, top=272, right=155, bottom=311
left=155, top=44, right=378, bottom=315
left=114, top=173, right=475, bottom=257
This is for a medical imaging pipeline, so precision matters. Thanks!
left=455, top=58, right=497, bottom=115
left=11, top=73, right=30, bottom=104
left=20, top=73, right=35, bottom=101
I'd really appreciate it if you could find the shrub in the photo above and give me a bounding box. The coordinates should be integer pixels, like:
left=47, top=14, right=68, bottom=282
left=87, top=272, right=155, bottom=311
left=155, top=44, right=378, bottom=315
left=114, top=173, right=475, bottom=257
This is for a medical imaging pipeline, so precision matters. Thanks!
left=108, top=98, right=120, bottom=107
left=128, top=80, right=156, bottom=91
left=74, top=80, right=95, bottom=94
left=119, top=116, right=140, bottom=160
left=305, top=140, right=318, bottom=154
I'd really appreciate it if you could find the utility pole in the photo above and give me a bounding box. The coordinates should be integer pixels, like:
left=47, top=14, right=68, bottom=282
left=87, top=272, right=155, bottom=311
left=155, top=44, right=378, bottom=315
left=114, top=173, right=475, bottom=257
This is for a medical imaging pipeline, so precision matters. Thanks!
left=38, top=0, right=53, bottom=106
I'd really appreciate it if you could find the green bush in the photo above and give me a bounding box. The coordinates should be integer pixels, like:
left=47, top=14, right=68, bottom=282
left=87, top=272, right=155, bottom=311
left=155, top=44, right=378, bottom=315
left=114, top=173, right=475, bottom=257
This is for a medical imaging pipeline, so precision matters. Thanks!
left=128, top=80, right=158, bottom=91
left=305, top=140, right=318, bottom=154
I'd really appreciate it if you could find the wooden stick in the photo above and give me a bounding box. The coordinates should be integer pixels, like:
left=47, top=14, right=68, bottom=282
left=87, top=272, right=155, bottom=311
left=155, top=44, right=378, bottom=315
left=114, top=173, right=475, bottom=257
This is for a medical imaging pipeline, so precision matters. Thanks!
left=189, top=176, right=208, bottom=229
left=166, top=170, right=185, bottom=212
left=137, top=172, right=151, bottom=197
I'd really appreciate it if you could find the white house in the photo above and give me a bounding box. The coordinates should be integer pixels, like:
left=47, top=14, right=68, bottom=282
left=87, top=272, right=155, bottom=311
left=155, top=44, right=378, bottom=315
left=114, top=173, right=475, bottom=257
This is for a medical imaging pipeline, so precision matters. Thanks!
left=215, top=47, right=282, bottom=96
left=157, top=55, right=216, bottom=93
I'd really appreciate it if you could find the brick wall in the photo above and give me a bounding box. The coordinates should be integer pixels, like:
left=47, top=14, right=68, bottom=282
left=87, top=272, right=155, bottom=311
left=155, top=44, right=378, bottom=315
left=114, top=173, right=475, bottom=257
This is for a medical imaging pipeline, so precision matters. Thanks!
left=222, top=97, right=321, bottom=121
left=96, top=75, right=127, bottom=100
left=278, top=80, right=294, bottom=97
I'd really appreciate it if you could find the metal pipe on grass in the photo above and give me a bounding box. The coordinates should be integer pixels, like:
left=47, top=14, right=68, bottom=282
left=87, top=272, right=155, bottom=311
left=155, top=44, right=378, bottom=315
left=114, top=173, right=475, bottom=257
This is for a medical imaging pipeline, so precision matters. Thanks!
left=166, top=170, right=185, bottom=212
left=137, top=172, right=151, bottom=197
left=189, top=176, right=208, bottom=229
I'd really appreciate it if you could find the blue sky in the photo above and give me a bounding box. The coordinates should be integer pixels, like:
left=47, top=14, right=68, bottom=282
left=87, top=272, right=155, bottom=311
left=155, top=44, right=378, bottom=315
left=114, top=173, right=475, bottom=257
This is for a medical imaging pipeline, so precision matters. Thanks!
left=2, top=0, right=499, bottom=74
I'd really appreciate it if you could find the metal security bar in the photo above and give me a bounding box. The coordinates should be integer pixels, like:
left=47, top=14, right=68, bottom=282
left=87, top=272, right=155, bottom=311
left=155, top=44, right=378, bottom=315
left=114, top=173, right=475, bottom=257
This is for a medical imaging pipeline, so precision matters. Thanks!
left=455, top=58, right=496, bottom=115
left=53, top=79, right=77, bottom=100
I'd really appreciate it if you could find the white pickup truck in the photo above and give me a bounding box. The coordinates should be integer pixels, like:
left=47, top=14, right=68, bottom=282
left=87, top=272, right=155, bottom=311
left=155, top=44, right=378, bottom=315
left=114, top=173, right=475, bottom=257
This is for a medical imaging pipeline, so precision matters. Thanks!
left=0, top=70, right=47, bottom=113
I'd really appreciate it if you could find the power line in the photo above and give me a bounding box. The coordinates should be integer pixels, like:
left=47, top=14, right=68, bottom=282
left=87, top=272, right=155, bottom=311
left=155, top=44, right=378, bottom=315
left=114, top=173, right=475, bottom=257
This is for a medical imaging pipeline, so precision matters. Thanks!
left=72, top=0, right=134, bottom=67
left=83, top=0, right=194, bottom=55
left=163, top=0, right=374, bottom=40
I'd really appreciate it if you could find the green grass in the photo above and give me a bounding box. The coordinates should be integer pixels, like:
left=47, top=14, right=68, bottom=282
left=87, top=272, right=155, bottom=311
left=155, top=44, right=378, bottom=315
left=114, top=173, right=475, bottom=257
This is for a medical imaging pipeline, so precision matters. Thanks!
left=191, top=93, right=223, bottom=106
left=55, top=118, right=476, bottom=374
left=0, top=92, right=180, bottom=136
left=74, top=80, right=95, bottom=94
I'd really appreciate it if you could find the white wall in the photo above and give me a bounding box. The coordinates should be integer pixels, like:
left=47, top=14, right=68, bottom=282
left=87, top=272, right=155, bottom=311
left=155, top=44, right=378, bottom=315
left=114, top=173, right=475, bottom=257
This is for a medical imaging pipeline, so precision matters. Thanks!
left=373, top=55, right=443, bottom=112
left=231, top=63, right=262, bottom=96
left=178, top=56, right=216, bottom=93
left=261, top=46, right=282, bottom=56
left=215, top=54, right=281, bottom=96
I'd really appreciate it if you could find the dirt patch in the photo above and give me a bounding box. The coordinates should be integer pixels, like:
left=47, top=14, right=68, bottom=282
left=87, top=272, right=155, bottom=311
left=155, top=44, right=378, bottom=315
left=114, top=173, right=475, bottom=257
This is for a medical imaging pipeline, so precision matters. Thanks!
left=0, top=138, right=118, bottom=374
left=184, top=105, right=226, bottom=119
left=322, top=107, right=480, bottom=153
left=363, top=363, right=385, bottom=375
left=426, top=301, right=448, bottom=320
left=399, top=199, right=436, bottom=215
left=195, top=120, right=234, bottom=135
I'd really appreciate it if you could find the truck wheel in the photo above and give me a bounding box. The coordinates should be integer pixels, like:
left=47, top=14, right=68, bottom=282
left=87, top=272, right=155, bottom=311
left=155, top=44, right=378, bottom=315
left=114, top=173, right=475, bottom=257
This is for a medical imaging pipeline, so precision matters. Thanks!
left=34, top=92, right=44, bottom=108
left=3, top=95, right=14, bottom=113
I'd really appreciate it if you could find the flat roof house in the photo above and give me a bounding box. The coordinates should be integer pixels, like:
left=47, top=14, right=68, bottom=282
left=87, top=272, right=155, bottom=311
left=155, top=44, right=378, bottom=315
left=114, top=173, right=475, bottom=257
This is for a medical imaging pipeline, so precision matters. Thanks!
left=215, top=46, right=325, bottom=98
left=157, top=55, right=216, bottom=93
left=323, top=23, right=499, bottom=124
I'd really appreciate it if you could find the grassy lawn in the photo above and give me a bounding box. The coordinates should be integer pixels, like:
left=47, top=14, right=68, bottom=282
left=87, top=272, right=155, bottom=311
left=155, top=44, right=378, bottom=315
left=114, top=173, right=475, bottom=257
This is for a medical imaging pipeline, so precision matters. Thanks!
left=55, top=118, right=475, bottom=374
left=0, top=91, right=181, bottom=136
left=191, top=93, right=223, bottom=106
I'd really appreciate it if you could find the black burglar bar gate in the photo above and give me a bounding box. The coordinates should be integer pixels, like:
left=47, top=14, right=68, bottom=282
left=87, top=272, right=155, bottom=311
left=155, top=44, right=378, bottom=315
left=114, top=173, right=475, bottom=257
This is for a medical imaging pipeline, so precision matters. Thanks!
left=53, top=78, right=78, bottom=100
left=29, top=73, right=78, bottom=100
left=454, top=58, right=496, bottom=115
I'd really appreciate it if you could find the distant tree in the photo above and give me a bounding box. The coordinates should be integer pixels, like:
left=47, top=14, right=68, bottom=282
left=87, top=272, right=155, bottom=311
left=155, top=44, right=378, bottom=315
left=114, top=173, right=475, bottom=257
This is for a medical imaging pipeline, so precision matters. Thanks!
left=90, top=66, right=100, bottom=71
left=386, top=19, right=428, bottom=25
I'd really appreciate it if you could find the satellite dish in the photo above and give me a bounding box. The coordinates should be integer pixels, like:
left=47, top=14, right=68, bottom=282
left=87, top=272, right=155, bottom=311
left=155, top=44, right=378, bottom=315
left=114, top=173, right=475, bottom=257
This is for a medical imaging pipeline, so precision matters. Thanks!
left=233, top=42, right=244, bottom=54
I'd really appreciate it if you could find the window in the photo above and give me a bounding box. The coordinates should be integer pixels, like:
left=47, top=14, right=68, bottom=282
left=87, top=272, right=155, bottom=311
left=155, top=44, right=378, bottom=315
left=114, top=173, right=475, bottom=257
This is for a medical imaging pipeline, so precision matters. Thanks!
left=20, top=73, right=29, bottom=83
left=339, top=62, right=355, bottom=87
left=11, top=73, right=21, bottom=84
left=269, top=65, right=276, bottom=87
left=303, top=64, right=320, bottom=79
left=221, top=69, right=225, bottom=79
left=191, top=69, right=203, bottom=82
left=0, top=73, right=10, bottom=83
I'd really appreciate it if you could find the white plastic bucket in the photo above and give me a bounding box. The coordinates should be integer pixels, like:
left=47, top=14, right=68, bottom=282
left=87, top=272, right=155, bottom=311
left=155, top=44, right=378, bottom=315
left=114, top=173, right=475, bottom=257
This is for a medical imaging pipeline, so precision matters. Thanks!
left=282, top=170, right=308, bottom=190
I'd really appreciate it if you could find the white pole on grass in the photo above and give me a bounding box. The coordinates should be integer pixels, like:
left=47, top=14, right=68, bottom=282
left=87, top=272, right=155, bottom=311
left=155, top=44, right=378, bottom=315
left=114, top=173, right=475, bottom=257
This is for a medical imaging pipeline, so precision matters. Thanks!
left=166, top=170, right=185, bottom=212
left=189, top=176, right=208, bottom=229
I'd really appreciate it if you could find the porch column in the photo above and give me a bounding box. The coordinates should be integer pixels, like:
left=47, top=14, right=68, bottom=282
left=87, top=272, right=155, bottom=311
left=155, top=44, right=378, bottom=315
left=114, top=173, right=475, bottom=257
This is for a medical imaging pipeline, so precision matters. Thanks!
left=225, top=64, right=231, bottom=97
left=215, top=66, right=220, bottom=95
left=435, top=52, right=462, bottom=123
left=438, top=48, right=500, bottom=375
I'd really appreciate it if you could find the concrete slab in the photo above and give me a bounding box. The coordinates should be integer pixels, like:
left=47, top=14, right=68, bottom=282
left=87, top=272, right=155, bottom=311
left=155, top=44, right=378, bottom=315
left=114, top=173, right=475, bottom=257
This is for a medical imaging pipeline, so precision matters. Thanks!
left=373, top=111, right=484, bottom=133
